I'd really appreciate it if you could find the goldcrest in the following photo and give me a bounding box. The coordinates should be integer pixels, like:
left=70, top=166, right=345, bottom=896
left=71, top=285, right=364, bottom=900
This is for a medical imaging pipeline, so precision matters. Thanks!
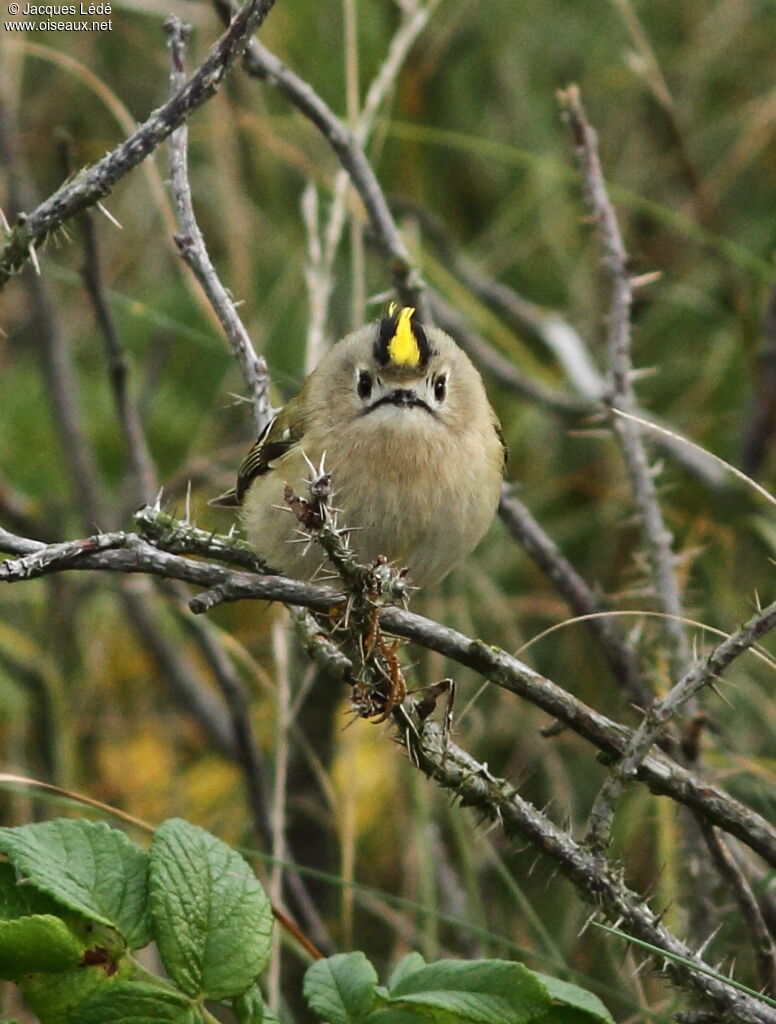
left=213, top=305, right=506, bottom=587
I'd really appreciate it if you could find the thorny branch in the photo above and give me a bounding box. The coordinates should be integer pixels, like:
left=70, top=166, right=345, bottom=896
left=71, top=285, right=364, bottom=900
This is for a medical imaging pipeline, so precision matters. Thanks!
left=397, top=716, right=776, bottom=1024
left=166, top=17, right=272, bottom=436
left=281, top=465, right=412, bottom=719
left=698, top=824, right=776, bottom=997
left=586, top=592, right=776, bottom=853
left=556, top=90, right=741, bottom=950
left=2, top=513, right=776, bottom=874
left=559, top=86, right=755, bottom=951
left=559, top=84, right=691, bottom=682
left=498, top=483, right=649, bottom=709
left=0, top=0, right=278, bottom=286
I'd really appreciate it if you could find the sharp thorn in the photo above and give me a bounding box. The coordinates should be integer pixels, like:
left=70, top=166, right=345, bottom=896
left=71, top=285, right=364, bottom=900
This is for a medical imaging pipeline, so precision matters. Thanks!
left=96, top=201, right=123, bottom=229
left=28, top=243, right=41, bottom=275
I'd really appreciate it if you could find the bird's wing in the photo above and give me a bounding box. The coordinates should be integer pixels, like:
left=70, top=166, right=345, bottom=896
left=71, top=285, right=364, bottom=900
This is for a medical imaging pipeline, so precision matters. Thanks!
left=210, top=399, right=306, bottom=508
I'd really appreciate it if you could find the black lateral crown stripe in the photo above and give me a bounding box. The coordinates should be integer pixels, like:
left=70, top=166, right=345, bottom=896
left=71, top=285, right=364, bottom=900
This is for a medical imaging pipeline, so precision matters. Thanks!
left=374, top=307, right=432, bottom=367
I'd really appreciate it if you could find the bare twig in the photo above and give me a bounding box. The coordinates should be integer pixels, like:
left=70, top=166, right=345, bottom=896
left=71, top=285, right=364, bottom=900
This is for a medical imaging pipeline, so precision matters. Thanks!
left=0, top=0, right=278, bottom=287
left=558, top=88, right=716, bottom=914
left=268, top=614, right=290, bottom=1007
left=300, top=183, right=329, bottom=373
left=301, top=0, right=440, bottom=357
left=211, top=0, right=430, bottom=322
left=166, top=17, right=272, bottom=435
left=177, top=587, right=275, bottom=831
left=342, top=0, right=365, bottom=329
left=498, top=483, right=650, bottom=709
left=78, top=208, right=158, bottom=508
left=607, top=0, right=716, bottom=230
left=699, top=824, right=776, bottom=997
left=394, top=199, right=604, bottom=399
left=586, top=594, right=776, bottom=853
left=357, top=0, right=438, bottom=142
left=0, top=99, right=105, bottom=529
left=120, top=583, right=235, bottom=756
left=559, top=84, right=690, bottom=682
left=2, top=515, right=776, bottom=870
left=428, top=291, right=590, bottom=415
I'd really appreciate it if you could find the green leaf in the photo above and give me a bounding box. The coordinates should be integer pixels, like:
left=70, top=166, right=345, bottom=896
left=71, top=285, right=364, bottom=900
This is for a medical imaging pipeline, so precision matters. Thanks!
left=304, top=953, right=378, bottom=1024
left=387, top=954, right=426, bottom=991
left=233, top=984, right=265, bottom=1024
left=532, top=1011, right=601, bottom=1024
left=68, top=981, right=201, bottom=1023
left=233, top=984, right=289, bottom=1024
left=359, top=1012, right=425, bottom=1024
left=0, top=861, right=69, bottom=920
left=0, top=914, right=84, bottom=978
left=531, top=974, right=613, bottom=1024
left=21, top=959, right=133, bottom=1024
left=380, top=959, right=551, bottom=1024
left=0, top=820, right=151, bottom=948
left=149, top=818, right=273, bottom=1000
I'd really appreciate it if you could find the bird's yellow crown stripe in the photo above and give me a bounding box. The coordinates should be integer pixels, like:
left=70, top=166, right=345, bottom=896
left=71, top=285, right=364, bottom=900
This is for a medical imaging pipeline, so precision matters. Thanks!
left=387, top=305, right=420, bottom=367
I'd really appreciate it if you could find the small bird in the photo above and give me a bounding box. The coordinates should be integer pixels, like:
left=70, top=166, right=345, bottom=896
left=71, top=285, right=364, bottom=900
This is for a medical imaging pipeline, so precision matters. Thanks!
left=213, top=305, right=506, bottom=587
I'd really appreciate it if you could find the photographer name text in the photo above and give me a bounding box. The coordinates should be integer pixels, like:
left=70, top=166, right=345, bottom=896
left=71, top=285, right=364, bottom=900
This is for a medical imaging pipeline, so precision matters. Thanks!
left=14, top=3, right=110, bottom=13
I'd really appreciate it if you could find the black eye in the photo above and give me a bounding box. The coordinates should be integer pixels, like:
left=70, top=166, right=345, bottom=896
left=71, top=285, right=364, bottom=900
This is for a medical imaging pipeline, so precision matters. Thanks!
left=434, top=374, right=447, bottom=402
left=357, top=369, right=373, bottom=400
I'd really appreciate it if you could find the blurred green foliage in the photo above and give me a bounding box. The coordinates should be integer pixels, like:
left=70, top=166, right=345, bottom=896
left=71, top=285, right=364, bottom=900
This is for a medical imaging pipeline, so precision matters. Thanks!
left=1, top=1, right=776, bottom=1021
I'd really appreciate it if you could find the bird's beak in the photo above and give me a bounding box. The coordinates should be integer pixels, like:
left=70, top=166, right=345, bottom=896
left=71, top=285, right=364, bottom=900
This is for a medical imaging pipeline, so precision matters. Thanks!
left=387, top=388, right=426, bottom=408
